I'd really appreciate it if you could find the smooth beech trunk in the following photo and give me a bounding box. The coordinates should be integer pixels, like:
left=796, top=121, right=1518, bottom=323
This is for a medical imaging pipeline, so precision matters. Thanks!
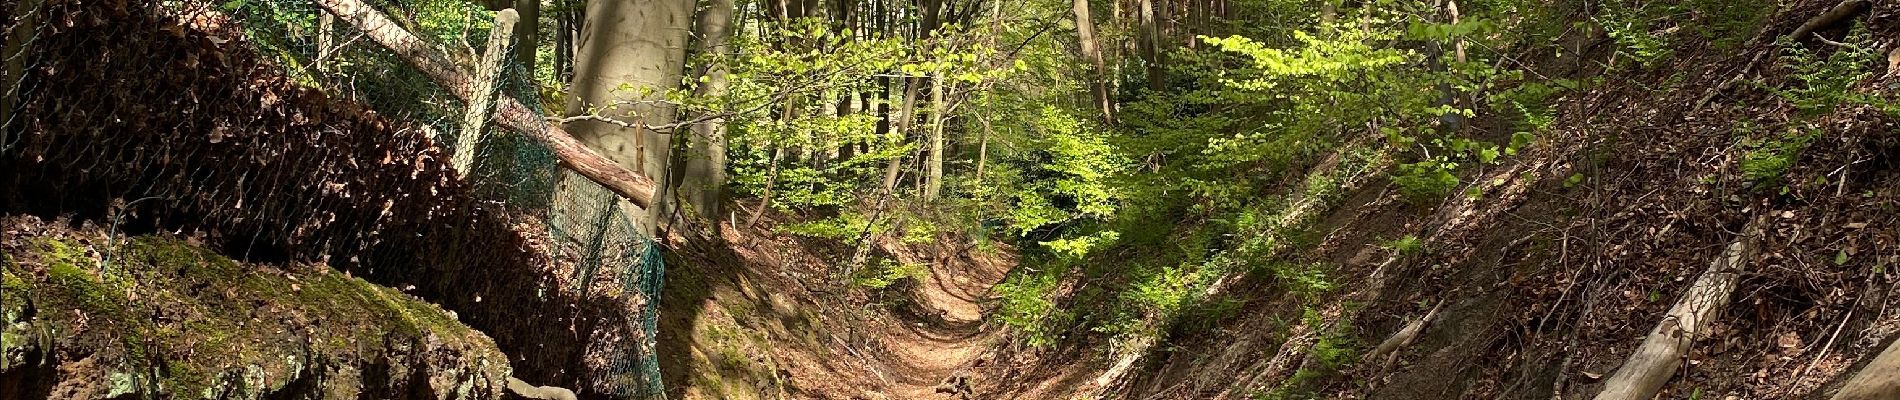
left=562, top=0, right=693, bottom=235
left=679, top=0, right=736, bottom=222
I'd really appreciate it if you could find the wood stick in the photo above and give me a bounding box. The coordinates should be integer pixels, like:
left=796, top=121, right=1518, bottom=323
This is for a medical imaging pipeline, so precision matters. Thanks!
left=453, top=8, right=516, bottom=174
left=314, top=0, right=655, bottom=208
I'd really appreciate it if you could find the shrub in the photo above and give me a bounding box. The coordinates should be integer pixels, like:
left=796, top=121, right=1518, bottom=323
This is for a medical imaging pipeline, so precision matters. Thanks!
left=1392, top=161, right=1460, bottom=204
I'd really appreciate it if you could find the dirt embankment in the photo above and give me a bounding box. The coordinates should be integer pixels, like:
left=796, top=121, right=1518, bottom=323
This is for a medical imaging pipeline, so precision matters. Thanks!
left=0, top=0, right=640, bottom=396
left=974, top=1, right=1900, bottom=399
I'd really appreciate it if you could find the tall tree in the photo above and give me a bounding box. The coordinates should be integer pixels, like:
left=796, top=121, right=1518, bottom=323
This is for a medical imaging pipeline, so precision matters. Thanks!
left=561, top=0, right=694, bottom=235
left=1138, top=0, right=1164, bottom=91
left=676, top=0, right=737, bottom=223
left=1072, top=0, right=1114, bottom=124
left=923, top=72, right=946, bottom=200
left=513, top=0, right=539, bottom=70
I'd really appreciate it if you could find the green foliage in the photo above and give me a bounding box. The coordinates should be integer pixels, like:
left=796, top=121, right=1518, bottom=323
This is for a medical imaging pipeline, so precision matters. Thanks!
left=1392, top=161, right=1460, bottom=204
left=852, top=259, right=929, bottom=289
left=1770, top=27, right=1894, bottom=117
left=1382, top=235, right=1425, bottom=257
left=993, top=269, right=1068, bottom=347
left=991, top=106, right=1129, bottom=253
left=1595, top=1, right=1676, bottom=69
left=1253, top=316, right=1358, bottom=400
left=777, top=212, right=877, bottom=242
left=1739, top=128, right=1816, bottom=190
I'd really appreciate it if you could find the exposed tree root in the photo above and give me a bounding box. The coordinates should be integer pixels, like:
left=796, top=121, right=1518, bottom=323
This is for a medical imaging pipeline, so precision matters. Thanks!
left=1829, top=337, right=1900, bottom=400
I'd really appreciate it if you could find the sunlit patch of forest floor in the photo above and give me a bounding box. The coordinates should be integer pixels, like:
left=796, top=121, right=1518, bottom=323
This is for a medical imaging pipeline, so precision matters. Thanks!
left=658, top=207, right=1014, bottom=399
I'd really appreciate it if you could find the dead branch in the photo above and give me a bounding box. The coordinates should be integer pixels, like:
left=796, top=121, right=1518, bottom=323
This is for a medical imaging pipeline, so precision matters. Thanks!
left=1789, top=0, right=1871, bottom=43
left=1593, top=228, right=1758, bottom=400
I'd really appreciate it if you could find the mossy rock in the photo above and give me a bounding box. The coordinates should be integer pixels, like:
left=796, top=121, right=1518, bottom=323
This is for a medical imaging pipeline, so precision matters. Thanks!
left=0, top=218, right=511, bottom=399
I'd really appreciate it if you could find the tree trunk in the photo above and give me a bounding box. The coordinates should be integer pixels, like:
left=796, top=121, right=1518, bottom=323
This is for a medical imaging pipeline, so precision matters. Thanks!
left=513, top=0, right=539, bottom=70
left=923, top=73, right=946, bottom=200
left=677, top=0, right=736, bottom=224
left=1139, top=0, right=1164, bottom=92
left=314, top=0, right=657, bottom=208
left=1072, top=0, right=1115, bottom=124
left=562, top=0, right=693, bottom=236
left=1832, top=337, right=1900, bottom=400
left=454, top=9, right=518, bottom=175
left=975, top=111, right=991, bottom=181
left=554, top=0, right=577, bottom=83
left=881, top=78, right=922, bottom=193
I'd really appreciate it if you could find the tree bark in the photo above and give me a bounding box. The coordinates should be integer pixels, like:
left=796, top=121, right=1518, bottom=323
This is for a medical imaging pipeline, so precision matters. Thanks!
left=881, top=78, right=922, bottom=193
left=513, top=0, right=539, bottom=70
left=677, top=0, right=736, bottom=223
left=1139, top=0, right=1165, bottom=92
left=923, top=72, right=946, bottom=200
left=314, top=0, right=656, bottom=208
left=563, top=0, right=693, bottom=235
left=1072, top=0, right=1115, bottom=124
left=1790, top=0, right=1870, bottom=43
left=1832, top=337, right=1900, bottom=400
left=975, top=111, right=991, bottom=181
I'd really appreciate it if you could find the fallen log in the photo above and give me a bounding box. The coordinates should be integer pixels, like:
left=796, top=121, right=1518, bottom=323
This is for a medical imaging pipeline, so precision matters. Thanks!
left=1788, top=0, right=1870, bottom=43
left=313, top=0, right=655, bottom=208
left=1830, top=337, right=1900, bottom=400
left=1593, top=233, right=1756, bottom=400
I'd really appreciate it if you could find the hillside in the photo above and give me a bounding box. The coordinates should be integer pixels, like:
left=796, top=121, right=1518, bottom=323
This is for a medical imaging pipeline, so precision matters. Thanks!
left=6, top=0, right=1900, bottom=399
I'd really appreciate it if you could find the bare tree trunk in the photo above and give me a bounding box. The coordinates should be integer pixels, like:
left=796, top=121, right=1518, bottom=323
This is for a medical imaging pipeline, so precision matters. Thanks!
left=975, top=111, right=991, bottom=181
left=1073, top=0, right=1115, bottom=124
left=1138, top=0, right=1164, bottom=91
left=314, top=0, right=657, bottom=207
left=562, top=0, right=693, bottom=236
left=1832, top=337, right=1900, bottom=400
left=881, top=78, right=922, bottom=193
left=678, top=0, right=736, bottom=224
left=923, top=73, right=946, bottom=200
left=513, top=0, right=539, bottom=70
left=453, top=9, right=518, bottom=175
left=554, top=0, right=577, bottom=83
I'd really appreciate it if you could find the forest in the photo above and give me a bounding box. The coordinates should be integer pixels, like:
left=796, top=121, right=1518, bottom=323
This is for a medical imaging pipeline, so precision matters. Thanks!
left=3, top=0, right=1900, bottom=398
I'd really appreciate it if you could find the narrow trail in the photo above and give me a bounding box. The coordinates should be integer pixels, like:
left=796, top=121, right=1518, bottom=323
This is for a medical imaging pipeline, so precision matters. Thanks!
left=877, top=243, right=1013, bottom=399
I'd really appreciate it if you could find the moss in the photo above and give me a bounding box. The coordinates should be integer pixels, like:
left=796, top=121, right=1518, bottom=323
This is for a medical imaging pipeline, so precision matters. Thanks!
left=8, top=233, right=507, bottom=398
left=42, top=239, right=128, bottom=318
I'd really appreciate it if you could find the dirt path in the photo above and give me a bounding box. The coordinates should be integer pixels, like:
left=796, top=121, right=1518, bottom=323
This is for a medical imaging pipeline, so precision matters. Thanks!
left=876, top=244, right=1013, bottom=399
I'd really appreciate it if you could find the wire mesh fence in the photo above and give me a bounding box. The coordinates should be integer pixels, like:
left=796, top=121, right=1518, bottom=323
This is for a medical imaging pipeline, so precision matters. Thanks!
left=1, top=0, right=664, bottom=397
